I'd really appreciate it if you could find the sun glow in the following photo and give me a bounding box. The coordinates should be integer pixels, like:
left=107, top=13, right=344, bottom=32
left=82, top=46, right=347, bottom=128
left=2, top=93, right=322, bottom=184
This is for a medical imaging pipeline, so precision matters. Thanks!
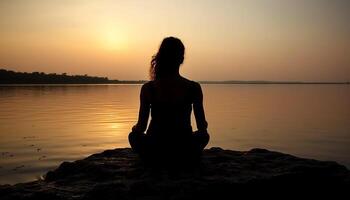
left=111, top=124, right=119, bottom=129
left=98, top=28, right=128, bottom=51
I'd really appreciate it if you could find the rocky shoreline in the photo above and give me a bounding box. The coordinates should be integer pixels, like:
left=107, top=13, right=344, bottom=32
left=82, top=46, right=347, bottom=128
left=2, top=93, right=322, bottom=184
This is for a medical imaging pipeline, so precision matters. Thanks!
left=1, top=147, right=349, bottom=199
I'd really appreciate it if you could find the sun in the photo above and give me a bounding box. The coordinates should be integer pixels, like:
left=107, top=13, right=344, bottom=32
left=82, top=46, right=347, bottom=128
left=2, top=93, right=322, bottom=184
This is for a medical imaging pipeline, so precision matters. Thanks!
left=99, top=28, right=128, bottom=51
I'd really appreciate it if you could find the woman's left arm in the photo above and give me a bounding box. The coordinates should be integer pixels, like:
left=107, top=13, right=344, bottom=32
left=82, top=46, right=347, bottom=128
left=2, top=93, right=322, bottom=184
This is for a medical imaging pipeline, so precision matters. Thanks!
left=132, top=83, right=150, bottom=133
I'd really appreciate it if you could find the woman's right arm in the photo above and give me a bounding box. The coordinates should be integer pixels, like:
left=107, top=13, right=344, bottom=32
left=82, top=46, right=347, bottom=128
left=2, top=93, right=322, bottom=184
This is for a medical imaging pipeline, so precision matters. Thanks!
left=193, top=82, right=208, bottom=132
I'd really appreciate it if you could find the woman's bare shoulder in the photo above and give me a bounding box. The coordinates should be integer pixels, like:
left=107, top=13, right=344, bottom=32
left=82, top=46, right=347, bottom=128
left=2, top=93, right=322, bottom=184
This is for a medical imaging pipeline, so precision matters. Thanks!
left=180, top=77, right=200, bottom=86
left=140, top=81, right=154, bottom=96
left=141, top=81, right=153, bottom=89
left=178, top=77, right=202, bottom=96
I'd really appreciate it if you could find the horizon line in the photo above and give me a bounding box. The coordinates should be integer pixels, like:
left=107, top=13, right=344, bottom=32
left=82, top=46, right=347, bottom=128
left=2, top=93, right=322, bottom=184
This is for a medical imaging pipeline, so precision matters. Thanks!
left=1, top=68, right=349, bottom=84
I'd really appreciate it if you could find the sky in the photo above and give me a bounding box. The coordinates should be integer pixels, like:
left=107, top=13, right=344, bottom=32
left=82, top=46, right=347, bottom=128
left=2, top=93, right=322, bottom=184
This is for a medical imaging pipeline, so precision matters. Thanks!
left=0, top=0, right=349, bottom=81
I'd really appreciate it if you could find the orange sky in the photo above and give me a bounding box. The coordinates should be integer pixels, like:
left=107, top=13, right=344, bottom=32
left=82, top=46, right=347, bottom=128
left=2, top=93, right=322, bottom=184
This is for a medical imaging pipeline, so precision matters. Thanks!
left=0, top=0, right=349, bottom=81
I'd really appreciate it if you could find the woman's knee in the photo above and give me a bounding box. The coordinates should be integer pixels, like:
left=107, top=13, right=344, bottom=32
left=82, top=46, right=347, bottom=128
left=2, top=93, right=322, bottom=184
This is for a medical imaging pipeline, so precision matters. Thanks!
left=193, top=130, right=210, bottom=147
left=195, top=130, right=209, bottom=140
left=129, top=131, right=149, bottom=152
left=128, top=131, right=136, bottom=144
left=128, top=131, right=143, bottom=147
left=202, top=131, right=210, bottom=147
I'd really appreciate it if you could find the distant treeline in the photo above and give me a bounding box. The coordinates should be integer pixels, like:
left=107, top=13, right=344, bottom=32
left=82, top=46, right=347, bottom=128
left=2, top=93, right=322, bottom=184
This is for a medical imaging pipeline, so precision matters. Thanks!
left=0, top=69, right=146, bottom=84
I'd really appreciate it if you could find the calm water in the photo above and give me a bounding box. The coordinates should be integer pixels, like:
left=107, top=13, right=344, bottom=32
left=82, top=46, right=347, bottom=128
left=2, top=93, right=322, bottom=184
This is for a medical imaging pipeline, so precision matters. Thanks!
left=0, top=84, right=349, bottom=184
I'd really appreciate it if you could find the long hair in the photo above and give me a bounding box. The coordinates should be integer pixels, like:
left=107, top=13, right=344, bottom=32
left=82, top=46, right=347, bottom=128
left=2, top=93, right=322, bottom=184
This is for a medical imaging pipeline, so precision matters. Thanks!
left=150, top=37, right=185, bottom=80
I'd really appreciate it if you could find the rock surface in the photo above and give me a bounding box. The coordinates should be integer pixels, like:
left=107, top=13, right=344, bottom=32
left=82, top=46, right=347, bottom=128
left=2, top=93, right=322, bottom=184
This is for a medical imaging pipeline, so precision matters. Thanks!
left=1, top=147, right=349, bottom=199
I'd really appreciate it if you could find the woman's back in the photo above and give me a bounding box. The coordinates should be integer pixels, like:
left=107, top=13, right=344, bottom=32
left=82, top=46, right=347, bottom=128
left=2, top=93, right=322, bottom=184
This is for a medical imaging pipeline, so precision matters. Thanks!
left=145, top=76, right=198, bottom=136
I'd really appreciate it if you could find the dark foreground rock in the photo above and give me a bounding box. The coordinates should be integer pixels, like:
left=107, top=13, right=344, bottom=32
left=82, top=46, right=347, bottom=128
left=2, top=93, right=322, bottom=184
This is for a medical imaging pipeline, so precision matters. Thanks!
left=1, top=147, right=349, bottom=199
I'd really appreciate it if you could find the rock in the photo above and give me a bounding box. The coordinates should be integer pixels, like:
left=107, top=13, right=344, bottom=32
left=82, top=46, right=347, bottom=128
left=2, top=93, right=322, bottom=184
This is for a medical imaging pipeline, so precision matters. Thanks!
left=0, top=147, right=349, bottom=199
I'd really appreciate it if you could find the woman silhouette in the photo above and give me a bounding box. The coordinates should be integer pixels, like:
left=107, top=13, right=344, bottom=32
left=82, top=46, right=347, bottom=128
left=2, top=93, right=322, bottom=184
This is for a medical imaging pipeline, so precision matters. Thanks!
left=129, top=37, right=209, bottom=163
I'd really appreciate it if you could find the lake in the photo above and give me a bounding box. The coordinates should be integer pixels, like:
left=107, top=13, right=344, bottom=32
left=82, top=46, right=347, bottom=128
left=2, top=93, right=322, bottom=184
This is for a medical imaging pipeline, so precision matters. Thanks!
left=0, top=84, right=349, bottom=184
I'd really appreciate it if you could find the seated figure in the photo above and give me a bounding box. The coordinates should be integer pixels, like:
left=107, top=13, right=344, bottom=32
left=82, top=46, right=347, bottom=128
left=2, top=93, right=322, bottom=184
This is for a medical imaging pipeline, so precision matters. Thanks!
left=129, top=37, right=210, bottom=165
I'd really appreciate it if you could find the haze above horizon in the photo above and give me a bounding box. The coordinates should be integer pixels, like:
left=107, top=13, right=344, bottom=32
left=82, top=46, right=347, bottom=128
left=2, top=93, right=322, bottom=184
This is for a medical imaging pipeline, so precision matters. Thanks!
left=1, top=0, right=349, bottom=81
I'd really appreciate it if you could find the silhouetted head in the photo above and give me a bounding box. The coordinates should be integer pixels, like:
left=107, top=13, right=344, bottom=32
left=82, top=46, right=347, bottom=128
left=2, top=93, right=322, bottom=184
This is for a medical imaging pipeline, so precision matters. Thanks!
left=150, top=37, right=185, bottom=80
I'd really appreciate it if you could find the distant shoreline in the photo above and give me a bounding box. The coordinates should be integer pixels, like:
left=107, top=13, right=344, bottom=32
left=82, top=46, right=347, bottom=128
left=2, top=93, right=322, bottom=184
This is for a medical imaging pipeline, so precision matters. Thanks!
left=200, top=81, right=350, bottom=84
left=1, top=69, right=349, bottom=85
left=0, top=82, right=349, bottom=86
